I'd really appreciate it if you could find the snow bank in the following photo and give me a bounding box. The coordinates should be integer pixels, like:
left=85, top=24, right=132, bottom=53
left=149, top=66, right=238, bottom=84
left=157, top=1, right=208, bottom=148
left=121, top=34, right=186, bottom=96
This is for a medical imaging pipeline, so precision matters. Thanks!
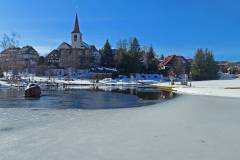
left=0, top=80, right=11, bottom=87
left=218, top=72, right=238, bottom=80
left=154, top=79, right=240, bottom=98
left=56, top=79, right=95, bottom=85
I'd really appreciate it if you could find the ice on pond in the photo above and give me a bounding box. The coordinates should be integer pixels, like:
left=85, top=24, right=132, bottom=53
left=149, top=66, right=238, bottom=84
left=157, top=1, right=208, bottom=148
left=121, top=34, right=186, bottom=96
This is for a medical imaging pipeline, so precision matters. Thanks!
left=0, top=94, right=240, bottom=160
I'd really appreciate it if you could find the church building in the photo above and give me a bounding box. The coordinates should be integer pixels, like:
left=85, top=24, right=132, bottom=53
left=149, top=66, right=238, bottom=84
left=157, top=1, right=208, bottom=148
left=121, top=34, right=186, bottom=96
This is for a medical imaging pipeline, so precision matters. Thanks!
left=47, top=14, right=101, bottom=69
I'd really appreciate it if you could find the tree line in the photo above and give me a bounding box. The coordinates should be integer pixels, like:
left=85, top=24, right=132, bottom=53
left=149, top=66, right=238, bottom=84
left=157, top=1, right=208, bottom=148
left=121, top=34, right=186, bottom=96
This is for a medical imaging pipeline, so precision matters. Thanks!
left=0, top=33, right=221, bottom=81
left=100, top=37, right=160, bottom=74
left=101, top=38, right=220, bottom=80
left=191, top=49, right=219, bottom=80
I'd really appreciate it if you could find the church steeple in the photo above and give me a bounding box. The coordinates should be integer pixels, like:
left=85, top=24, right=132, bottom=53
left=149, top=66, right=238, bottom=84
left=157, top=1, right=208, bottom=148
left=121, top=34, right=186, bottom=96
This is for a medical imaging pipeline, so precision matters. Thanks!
left=72, top=14, right=80, bottom=33
left=71, top=13, right=83, bottom=48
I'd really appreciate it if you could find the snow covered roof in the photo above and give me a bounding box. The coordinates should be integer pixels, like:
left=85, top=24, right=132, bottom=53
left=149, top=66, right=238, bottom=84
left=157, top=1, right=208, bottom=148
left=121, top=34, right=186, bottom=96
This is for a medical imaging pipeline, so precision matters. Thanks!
left=82, top=41, right=90, bottom=49
left=57, top=42, right=72, bottom=50
left=0, top=46, right=39, bottom=56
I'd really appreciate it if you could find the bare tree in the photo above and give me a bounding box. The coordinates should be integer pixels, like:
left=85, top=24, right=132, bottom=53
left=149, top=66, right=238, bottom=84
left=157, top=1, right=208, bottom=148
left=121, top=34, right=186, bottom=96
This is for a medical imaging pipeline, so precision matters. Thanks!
left=0, top=32, right=20, bottom=50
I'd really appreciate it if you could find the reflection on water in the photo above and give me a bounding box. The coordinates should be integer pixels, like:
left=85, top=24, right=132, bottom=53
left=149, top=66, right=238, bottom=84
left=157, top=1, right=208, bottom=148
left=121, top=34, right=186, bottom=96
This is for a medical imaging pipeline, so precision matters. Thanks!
left=110, top=88, right=174, bottom=100
left=0, top=86, right=175, bottom=109
left=93, top=86, right=175, bottom=100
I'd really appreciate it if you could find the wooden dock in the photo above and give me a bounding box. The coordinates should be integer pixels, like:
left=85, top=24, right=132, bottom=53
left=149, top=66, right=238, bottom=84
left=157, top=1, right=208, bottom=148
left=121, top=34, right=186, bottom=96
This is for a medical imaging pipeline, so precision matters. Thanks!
left=158, top=86, right=177, bottom=92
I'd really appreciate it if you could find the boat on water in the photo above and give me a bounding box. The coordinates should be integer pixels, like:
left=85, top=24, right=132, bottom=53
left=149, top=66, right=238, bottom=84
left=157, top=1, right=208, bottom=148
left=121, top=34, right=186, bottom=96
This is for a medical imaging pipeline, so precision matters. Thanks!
left=25, top=83, right=41, bottom=98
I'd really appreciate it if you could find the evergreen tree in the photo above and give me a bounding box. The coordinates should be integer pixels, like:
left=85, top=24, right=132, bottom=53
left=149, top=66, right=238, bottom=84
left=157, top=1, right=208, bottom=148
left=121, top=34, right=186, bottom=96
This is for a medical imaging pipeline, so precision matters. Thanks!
left=144, top=46, right=159, bottom=73
left=147, top=46, right=155, bottom=60
left=101, top=40, right=114, bottom=68
left=191, top=49, right=205, bottom=80
left=205, top=50, right=218, bottom=80
left=191, top=49, right=218, bottom=80
left=160, top=54, right=165, bottom=60
left=127, top=37, right=143, bottom=73
left=113, top=37, right=160, bottom=74
left=129, top=37, right=140, bottom=53
left=115, top=40, right=129, bottom=74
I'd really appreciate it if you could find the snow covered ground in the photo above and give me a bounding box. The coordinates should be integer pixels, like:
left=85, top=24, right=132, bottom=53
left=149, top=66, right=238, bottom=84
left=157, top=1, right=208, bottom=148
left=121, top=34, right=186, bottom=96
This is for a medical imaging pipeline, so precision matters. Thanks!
left=0, top=80, right=11, bottom=87
left=154, top=79, right=240, bottom=98
left=55, top=79, right=95, bottom=85
left=1, top=95, right=240, bottom=160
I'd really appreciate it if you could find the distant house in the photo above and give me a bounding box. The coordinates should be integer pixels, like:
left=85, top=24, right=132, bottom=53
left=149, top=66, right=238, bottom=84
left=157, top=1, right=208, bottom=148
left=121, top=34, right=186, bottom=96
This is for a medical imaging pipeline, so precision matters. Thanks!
left=159, top=55, right=190, bottom=76
left=218, top=61, right=240, bottom=74
left=46, top=14, right=101, bottom=69
left=0, top=46, right=40, bottom=73
left=46, top=49, right=60, bottom=66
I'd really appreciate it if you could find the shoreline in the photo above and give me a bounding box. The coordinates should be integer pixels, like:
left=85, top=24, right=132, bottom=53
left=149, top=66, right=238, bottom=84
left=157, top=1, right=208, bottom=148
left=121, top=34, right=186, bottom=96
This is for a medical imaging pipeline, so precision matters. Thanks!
left=1, top=78, right=240, bottom=98
left=153, top=79, right=240, bottom=98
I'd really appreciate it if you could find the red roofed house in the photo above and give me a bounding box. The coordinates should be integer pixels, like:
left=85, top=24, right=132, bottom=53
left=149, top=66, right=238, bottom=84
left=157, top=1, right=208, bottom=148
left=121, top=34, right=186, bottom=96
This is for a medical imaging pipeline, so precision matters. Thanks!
left=159, top=55, right=190, bottom=76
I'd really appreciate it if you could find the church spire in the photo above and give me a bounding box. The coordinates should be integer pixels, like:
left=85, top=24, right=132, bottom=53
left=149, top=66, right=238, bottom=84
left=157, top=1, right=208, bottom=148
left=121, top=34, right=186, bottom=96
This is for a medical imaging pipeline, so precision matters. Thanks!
left=72, top=14, right=80, bottom=33
left=71, top=13, right=83, bottom=48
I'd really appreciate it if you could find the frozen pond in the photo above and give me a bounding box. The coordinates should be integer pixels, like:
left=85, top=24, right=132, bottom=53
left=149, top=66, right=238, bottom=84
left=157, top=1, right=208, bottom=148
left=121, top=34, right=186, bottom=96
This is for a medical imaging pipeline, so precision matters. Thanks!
left=0, top=89, right=240, bottom=160
left=0, top=87, right=174, bottom=109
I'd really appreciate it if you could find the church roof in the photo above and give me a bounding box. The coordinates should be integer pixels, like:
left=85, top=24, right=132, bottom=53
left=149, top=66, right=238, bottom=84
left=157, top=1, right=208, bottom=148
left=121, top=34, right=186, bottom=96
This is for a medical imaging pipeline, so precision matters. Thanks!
left=57, top=42, right=72, bottom=50
left=72, top=14, right=80, bottom=33
left=90, top=45, right=98, bottom=52
left=82, top=41, right=90, bottom=49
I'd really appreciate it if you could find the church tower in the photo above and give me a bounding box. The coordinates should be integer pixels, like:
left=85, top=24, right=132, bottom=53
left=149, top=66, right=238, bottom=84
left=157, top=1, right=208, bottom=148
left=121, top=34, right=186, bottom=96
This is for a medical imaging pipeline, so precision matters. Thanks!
left=71, top=14, right=83, bottom=48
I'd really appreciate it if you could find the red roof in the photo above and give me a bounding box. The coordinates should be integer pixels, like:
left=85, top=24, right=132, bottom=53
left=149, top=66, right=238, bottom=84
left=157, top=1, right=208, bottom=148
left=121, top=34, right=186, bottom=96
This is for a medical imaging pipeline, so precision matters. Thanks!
left=160, top=55, right=188, bottom=66
left=160, top=55, right=191, bottom=66
left=160, top=55, right=177, bottom=66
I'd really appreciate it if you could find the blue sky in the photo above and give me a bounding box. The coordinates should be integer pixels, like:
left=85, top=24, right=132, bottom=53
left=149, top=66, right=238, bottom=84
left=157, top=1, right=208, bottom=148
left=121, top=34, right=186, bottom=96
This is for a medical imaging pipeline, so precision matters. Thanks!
left=0, top=0, right=240, bottom=61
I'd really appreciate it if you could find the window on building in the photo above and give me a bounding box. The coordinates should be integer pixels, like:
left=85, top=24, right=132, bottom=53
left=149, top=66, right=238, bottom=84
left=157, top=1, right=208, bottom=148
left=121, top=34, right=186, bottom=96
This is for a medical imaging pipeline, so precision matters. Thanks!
left=74, top=35, right=77, bottom=42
